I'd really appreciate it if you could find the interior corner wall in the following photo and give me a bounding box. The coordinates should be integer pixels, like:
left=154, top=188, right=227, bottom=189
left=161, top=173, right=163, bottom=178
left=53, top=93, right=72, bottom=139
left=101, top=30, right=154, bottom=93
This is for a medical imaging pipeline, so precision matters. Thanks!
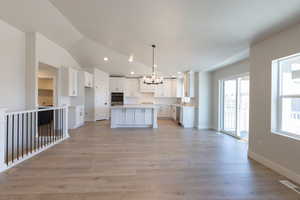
left=25, top=32, right=38, bottom=109
left=249, top=23, right=300, bottom=184
left=195, top=71, right=212, bottom=129
left=211, top=59, right=250, bottom=130
left=0, top=19, right=26, bottom=111
left=34, top=32, right=82, bottom=107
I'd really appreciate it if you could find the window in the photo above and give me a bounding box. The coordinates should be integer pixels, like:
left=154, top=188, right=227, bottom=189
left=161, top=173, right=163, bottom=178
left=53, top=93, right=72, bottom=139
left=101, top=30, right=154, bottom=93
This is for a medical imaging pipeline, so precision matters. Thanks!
left=272, top=54, right=300, bottom=139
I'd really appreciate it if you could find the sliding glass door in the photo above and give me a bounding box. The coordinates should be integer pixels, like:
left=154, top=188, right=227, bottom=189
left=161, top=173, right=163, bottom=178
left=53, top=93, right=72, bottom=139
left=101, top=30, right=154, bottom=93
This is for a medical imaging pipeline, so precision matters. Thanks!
left=221, top=75, right=249, bottom=140
left=223, top=79, right=237, bottom=134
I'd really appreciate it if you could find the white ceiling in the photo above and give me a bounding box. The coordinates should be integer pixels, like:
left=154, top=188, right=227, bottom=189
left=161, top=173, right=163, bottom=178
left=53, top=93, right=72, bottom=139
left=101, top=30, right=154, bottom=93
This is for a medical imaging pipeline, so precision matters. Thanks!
left=1, top=0, right=300, bottom=76
left=0, top=0, right=82, bottom=49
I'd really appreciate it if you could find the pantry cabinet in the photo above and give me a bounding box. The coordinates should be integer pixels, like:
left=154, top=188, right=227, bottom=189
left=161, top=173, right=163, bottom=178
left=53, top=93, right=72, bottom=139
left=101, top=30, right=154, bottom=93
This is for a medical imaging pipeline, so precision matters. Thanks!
left=83, top=72, right=93, bottom=88
left=174, top=78, right=184, bottom=97
left=62, top=67, right=78, bottom=96
left=184, top=71, right=194, bottom=97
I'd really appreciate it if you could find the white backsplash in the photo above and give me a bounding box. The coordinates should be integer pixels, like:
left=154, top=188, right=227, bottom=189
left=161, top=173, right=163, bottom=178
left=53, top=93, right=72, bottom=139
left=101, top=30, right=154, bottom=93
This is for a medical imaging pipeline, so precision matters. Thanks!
left=124, top=93, right=178, bottom=105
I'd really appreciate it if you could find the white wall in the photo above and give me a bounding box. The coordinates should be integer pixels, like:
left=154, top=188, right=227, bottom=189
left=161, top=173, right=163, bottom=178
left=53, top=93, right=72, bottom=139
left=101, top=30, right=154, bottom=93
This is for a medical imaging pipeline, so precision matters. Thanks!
left=0, top=20, right=26, bottom=111
left=249, top=23, right=300, bottom=184
left=25, top=32, right=83, bottom=108
left=194, top=72, right=212, bottom=129
left=211, top=59, right=250, bottom=129
left=36, top=33, right=80, bottom=70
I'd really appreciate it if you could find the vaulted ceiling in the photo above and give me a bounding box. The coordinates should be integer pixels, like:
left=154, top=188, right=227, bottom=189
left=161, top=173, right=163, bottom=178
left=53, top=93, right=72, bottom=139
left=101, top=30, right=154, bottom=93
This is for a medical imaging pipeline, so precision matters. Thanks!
left=1, top=0, right=300, bottom=76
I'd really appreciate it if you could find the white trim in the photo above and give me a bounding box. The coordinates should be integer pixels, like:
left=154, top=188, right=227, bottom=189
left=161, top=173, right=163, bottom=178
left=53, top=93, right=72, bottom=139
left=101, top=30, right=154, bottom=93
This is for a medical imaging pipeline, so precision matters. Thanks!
left=220, top=72, right=250, bottom=81
left=272, top=57, right=300, bottom=138
left=272, top=130, right=300, bottom=141
left=5, top=106, right=67, bottom=115
left=219, top=75, right=250, bottom=138
left=196, top=125, right=212, bottom=130
left=280, top=95, right=300, bottom=98
left=248, top=151, right=300, bottom=185
left=0, top=136, right=69, bottom=173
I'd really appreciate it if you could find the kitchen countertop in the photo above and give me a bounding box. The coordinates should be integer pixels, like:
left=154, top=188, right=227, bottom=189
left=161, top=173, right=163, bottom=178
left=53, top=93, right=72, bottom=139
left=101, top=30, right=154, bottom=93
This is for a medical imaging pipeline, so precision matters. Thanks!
left=110, top=104, right=159, bottom=109
left=171, top=104, right=195, bottom=107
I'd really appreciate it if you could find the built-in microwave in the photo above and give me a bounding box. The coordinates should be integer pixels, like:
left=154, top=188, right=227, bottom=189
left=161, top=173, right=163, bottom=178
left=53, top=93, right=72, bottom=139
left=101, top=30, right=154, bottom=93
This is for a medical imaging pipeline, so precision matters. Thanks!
left=111, top=92, right=124, bottom=106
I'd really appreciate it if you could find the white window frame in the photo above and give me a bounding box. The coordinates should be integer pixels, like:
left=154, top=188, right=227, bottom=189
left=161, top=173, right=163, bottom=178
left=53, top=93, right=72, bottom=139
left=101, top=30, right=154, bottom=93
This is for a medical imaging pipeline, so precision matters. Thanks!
left=272, top=55, right=300, bottom=140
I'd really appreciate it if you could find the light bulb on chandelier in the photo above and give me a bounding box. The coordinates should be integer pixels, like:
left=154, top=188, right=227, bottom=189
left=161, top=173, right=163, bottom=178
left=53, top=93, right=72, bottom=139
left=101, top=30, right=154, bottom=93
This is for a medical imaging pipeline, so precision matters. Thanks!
left=143, top=45, right=164, bottom=85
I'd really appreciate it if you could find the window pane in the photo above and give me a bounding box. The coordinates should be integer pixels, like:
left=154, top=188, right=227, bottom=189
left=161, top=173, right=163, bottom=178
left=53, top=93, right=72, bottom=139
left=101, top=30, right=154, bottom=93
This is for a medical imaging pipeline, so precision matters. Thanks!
left=279, top=58, right=300, bottom=96
left=223, top=80, right=237, bottom=133
left=281, top=98, right=300, bottom=135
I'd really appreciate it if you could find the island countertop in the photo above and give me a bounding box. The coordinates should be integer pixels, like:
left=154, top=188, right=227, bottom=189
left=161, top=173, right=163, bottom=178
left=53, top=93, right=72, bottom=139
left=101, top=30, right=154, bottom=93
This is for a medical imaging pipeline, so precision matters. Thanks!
left=110, top=104, right=159, bottom=109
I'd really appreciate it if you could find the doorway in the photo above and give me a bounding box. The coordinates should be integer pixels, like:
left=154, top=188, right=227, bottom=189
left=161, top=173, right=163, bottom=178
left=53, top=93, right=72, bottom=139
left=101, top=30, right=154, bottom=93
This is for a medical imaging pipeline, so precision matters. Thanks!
left=220, top=75, right=249, bottom=140
left=38, top=63, right=58, bottom=107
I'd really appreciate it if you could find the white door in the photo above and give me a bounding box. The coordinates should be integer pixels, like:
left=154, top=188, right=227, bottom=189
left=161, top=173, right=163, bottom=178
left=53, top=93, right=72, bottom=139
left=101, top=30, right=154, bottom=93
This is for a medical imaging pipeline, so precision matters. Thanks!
left=94, top=69, right=109, bottom=120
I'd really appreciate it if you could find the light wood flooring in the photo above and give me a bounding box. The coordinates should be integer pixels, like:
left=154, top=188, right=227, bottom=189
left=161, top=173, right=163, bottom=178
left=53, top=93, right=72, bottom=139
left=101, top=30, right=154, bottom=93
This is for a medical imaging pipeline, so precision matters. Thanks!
left=0, top=120, right=299, bottom=200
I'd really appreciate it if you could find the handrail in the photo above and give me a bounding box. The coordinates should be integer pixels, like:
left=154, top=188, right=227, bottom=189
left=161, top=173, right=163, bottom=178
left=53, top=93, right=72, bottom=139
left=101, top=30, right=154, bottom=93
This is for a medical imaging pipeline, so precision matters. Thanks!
left=5, top=106, right=68, bottom=115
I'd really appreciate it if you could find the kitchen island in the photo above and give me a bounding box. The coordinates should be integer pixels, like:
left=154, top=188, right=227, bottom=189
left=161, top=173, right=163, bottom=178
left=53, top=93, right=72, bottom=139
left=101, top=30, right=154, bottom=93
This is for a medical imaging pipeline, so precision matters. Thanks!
left=110, top=104, right=158, bottom=128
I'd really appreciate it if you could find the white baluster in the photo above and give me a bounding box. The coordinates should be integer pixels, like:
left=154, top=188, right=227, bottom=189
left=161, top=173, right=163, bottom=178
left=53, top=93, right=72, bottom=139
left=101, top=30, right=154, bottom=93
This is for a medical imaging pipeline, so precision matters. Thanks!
left=0, top=108, right=7, bottom=172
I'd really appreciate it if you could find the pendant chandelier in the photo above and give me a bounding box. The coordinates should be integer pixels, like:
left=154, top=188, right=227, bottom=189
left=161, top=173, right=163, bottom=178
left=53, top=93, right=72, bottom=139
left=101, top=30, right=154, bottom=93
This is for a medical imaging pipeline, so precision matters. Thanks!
left=143, top=45, right=164, bottom=85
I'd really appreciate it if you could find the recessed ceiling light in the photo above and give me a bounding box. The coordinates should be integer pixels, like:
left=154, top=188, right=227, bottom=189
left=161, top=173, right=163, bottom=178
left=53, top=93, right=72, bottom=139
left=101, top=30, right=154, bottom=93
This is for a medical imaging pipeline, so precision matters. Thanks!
left=128, top=55, right=134, bottom=63
left=130, top=71, right=135, bottom=75
left=104, top=57, right=109, bottom=61
left=177, top=72, right=182, bottom=74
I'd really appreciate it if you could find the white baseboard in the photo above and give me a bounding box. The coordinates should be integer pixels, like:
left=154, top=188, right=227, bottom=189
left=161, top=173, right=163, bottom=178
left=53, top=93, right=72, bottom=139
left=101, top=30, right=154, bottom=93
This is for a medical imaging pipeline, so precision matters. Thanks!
left=195, top=125, right=213, bottom=130
left=248, top=151, right=300, bottom=185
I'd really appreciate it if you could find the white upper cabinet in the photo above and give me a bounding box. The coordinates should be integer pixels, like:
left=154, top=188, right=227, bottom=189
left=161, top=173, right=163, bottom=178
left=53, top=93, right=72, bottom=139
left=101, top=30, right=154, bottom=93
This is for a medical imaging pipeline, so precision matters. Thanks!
left=125, top=78, right=139, bottom=97
left=174, top=78, right=184, bottom=98
left=155, top=79, right=173, bottom=97
left=62, top=67, right=78, bottom=97
left=154, top=79, right=181, bottom=98
left=110, top=77, right=125, bottom=92
left=184, top=71, right=194, bottom=97
left=83, top=72, right=93, bottom=88
left=140, top=79, right=156, bottom=93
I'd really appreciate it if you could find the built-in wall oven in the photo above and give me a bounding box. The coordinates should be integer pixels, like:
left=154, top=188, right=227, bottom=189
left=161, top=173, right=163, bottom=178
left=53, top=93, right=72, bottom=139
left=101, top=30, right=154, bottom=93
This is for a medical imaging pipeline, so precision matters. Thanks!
left=111, top=92, right=124, bottom=106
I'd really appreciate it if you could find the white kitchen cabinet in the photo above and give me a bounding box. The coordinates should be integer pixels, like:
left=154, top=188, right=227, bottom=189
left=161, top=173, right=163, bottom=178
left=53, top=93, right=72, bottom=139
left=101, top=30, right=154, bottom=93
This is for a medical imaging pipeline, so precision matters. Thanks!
left=140, top=79, right=157, bottom=93
left=154, top=79, right=173, bottom=97
left=110, top=106, right=157, bottom=128
left=110, top=77, right=125, bottom=92
left=84, top=72, right=93, bottom=88
left=171, top=105, right=177, bottom=120
left=174, top=78, right=184, bottom=97
left=179, top=106, right=195, bottom=128
left=184, top=71, right=194, bottom=97
left=125, top=78, right=139, bottom=97
left=157, top=105, right=171, bottom=118
left=68, top=105, right=84, bottom=129
left=62, top=67, right=78, bottom=96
